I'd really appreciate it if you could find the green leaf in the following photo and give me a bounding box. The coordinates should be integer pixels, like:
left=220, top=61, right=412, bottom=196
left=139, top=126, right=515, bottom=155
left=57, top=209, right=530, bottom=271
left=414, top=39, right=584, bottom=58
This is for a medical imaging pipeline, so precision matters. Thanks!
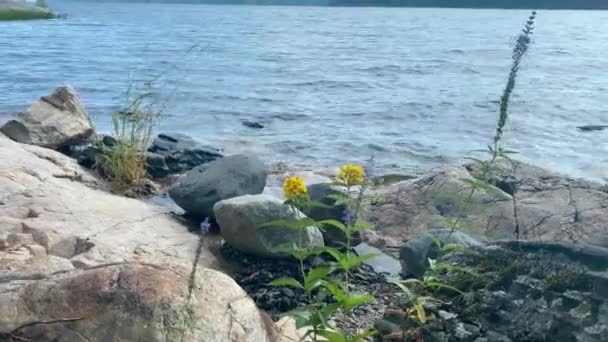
left=322, top=281, right=347, bottom=302
left=269, top=277, right=304, bottom=290
left=442, top=243, right=468, bottom=252
left=317, top=330, right=348, bottom=342
left=306, top=200, right=333, bottom=209
left=317, top=247, right=347, bottom=265
left=341, top=293, right=374, bottom=311
left=304, top=266, right=335, bottom=293
left=424, top=281, right=464, bottom=294
left=290, top=246, right=313, bottom=261
left=343, top=253, right=380, bottom=271
left=319, top=219, right=348, bottom=233
left=427, top=234, right=442, bottom=249
left=389, top=278, right=420, bottom=301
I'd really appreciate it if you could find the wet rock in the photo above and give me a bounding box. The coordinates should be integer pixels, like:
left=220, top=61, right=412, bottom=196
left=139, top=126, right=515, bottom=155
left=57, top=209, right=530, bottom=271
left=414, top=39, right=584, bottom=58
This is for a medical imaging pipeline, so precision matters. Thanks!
left=214, top=194, right=324, bottom=258
left=399, top=228, right=483, bottom=277
left=577, top=125, right=608, bottom=132
left=145, top=151, right=170, bottom=178
left=169, top=154, right=267, bottom=219
left=354, top=242, right=402, bottom=276
left=1, top=86, right=94, bottom=149
left=147, top=132, right=223, bottom=178
left=242, top=120, right=264, bottom=129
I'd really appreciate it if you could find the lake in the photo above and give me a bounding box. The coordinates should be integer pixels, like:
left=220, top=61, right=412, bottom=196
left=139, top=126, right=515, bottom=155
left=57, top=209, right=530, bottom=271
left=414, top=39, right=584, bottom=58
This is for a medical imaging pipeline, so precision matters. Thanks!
left=1, top=1, right=607, bottom=179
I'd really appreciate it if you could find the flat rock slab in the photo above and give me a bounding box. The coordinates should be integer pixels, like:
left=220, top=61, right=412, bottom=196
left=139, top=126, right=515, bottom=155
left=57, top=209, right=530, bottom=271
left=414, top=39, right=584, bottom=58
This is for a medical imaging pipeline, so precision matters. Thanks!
left=365, top=163, right=608, bottom=247
left=0, top=134, right=296, bottom=341
left=354, top=242, right=402, bottom=276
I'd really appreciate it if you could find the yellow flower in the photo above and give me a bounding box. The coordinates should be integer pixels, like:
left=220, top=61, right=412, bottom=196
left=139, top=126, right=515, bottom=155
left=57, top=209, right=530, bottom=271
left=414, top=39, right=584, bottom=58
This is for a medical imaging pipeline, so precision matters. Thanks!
left=283, top=176, right=308, bottom=200
left=337, top=164, right=365, bottom=186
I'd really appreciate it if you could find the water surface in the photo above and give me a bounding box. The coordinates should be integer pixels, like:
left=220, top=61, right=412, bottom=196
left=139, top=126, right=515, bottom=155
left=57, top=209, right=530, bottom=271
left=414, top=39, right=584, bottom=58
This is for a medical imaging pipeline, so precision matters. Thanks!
left=1, top=2, right=607, bottom=179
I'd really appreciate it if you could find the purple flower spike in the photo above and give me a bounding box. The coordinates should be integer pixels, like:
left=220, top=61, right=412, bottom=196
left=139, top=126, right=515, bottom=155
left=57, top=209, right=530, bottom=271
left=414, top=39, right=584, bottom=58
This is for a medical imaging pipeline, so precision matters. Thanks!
left=200, top=217, right=212, bottom=233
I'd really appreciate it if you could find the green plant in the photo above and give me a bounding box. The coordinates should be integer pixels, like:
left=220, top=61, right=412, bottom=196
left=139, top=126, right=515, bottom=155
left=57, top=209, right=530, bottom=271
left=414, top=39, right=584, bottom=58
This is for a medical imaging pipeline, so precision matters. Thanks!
left=96, top=93, right=159, bottom=189
left=442, top=11, right=536, bottom=237
left=0, top=9, right=54, bottom=20
left=264, top=167, right=378, bottom=341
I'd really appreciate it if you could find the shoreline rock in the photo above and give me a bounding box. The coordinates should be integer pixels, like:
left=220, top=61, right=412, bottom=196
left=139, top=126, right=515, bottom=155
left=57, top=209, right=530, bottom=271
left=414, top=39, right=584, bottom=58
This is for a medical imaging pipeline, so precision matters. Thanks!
left=147, top=132, right=223, bottom=179
left=214, top=194, right=324, bottom=258
left=1, top=86, right=94, bottom=149
left=169, top=154, right=267, bottom=219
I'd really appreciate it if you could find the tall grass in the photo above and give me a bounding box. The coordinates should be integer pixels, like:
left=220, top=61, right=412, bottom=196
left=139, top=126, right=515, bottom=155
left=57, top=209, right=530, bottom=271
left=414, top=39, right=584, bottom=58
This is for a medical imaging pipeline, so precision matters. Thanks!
left=97, top=93, right=159, bottom=190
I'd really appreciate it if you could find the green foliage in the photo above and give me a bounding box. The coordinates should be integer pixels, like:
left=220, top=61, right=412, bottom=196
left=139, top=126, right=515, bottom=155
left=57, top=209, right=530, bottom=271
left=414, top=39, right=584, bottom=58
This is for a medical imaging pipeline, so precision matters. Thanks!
left=96, top=93, right=159, bottom=190
left=266, top=170, right=378, bottom=341
left=0, top=9, right=54, bottom=20
left=388, top=278, right=445, bottom=324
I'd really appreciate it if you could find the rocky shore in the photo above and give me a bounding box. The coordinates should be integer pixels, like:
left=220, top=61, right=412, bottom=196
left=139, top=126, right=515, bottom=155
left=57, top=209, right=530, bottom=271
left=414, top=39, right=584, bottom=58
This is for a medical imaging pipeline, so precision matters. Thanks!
left=1, top=87, right=607, bottom=341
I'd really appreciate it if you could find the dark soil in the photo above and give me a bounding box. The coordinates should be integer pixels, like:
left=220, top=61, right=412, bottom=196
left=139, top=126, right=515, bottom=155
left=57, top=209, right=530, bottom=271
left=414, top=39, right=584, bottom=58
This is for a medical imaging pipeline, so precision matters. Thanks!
left=221, top=243, right=397, bottom=336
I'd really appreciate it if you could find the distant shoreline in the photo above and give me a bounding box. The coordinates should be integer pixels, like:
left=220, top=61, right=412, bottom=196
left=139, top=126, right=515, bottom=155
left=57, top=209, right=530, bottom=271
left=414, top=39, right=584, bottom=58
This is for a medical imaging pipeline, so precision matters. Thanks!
left=72, top=0, right=608, bottom=11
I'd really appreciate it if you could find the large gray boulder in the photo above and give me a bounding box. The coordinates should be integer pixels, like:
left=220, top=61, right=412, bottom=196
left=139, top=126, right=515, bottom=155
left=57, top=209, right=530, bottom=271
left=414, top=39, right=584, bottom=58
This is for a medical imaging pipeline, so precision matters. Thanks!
left=1, top=86, right=94, bottom=149
left=169, top=154, right=267, bottom=218
left=146, top=132, right=223, bottom=178
left=214, top=195, right=324, bottom=258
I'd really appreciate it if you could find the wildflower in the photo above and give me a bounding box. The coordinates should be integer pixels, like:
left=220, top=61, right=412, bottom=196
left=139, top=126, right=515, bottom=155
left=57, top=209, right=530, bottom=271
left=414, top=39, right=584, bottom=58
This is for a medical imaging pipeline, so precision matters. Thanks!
left=200, top=217, right=211, bottom=233
left=283, top=176, right=308, bottom=200
left=337, top=164, right=365, bottom=187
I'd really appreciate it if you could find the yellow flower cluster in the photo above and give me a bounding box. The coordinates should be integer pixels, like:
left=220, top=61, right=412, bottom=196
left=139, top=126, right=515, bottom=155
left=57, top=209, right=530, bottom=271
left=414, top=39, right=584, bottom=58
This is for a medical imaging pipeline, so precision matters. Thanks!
left=283, top=176, right=308, bottom=200
left=336, top=164, right=365, bottom=186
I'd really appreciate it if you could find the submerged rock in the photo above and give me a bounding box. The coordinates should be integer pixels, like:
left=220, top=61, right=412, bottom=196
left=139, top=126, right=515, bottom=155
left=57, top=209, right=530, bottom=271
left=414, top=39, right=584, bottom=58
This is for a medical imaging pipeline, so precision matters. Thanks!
left=242, top=119, right=264, bottom=129
left=1, top=86, right=94, bottom=149
left=577, top=125, right=608, bottom=132
left=214, top=194, right=324, bottom=258
left=147, top=132, right=223, bottom=178
left=169, top=154, right=267, bottom=219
